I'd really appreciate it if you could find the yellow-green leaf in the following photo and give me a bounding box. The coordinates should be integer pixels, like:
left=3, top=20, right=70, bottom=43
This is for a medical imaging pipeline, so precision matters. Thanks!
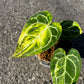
left=10, top=11, right=62, bottom=58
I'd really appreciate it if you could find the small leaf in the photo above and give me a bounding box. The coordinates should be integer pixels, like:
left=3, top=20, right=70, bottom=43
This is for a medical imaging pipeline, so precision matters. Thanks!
left=10, top=11, right=62, bottom=58
left=60, top=20, right=82, bottom=40
left=50, top=48, right=81, bottom=84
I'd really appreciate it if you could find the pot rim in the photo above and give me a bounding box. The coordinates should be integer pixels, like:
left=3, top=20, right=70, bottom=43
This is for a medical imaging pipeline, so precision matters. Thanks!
left=35, top=55, right=50, bottom=68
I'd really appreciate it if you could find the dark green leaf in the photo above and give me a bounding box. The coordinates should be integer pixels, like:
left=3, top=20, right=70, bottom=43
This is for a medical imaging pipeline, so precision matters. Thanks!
left=60, top=20, right=82, bottom=40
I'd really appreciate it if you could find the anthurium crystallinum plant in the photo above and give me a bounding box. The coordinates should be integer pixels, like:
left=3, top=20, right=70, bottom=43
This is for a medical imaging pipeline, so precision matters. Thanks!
left=10, top=11, right=82, bottom=84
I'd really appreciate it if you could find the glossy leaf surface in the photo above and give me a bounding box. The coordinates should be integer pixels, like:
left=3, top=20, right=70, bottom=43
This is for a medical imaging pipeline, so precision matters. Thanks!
left=51, top=48, right=81, bottom=84
left=60, top=20, right=82, bottom=40
left=11, top=11, right=62, bottom=58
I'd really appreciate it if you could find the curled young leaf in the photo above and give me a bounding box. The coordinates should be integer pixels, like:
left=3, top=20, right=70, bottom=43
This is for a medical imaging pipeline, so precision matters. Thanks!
left=50, top=48, right=81, bottom=84
left=60, top=20, right=82, bottom=40
left=11, top=11, right=62, bottom=58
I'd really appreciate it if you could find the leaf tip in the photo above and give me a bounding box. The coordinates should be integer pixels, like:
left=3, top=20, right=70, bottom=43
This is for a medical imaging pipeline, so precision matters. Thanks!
left=8, top=56, right=12, bottom=60
left=8, top=54, right=16, bottom=60
left=80, top=28, right=82, bottom=34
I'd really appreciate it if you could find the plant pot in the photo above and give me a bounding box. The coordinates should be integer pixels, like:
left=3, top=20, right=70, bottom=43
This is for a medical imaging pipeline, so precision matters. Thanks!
left=35, top=55, right=50, bottom=68
left=36, top=40, right=73, bottom=68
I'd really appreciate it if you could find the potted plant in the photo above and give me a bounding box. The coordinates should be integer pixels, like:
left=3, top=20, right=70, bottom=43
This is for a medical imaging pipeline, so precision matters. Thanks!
left=9, top=11, right=82, bottom=84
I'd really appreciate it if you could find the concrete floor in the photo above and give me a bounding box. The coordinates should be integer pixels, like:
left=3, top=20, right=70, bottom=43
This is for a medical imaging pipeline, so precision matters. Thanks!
left=0, top=0, right=84, bottom=84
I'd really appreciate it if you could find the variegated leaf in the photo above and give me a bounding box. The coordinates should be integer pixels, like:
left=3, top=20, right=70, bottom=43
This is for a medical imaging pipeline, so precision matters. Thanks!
left=11, top=11, right=62, bottom=58
left=60, top=20, right=82, bottom=40
left=50, top=48, right=81, bottom=84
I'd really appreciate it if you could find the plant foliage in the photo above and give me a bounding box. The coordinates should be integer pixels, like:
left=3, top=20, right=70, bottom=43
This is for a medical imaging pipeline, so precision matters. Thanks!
left=50, top=48, right=81, bottom=84
left=11, top=11, right=62, bottom=58
left=60, top=20, right=82, bottom=40
left=10, top=11, right=82, bottom=84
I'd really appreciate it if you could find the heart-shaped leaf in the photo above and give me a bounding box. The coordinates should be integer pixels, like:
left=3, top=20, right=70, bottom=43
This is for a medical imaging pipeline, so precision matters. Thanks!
left=60, top=20, right=82, bottom=40
left=50, top=48, right=81, bottom=84
left=11, top=11, right=62, bottom=58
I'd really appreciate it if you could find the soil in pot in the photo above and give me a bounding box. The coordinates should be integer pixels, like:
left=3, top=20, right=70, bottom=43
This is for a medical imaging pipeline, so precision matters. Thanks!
left=37, top=40, right=73, bottom=62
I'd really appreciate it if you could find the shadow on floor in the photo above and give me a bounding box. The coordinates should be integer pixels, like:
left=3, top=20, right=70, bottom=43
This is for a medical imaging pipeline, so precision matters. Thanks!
left=72, top=33, right=84, bottom=58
